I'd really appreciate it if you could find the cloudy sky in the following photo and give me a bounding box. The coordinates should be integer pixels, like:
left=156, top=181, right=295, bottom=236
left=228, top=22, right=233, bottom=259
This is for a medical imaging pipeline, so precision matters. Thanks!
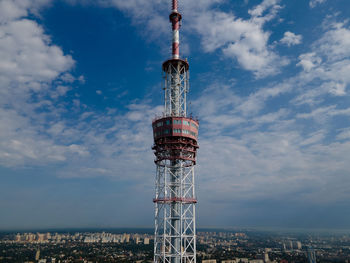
left=1, top=0, right=350, bottom=230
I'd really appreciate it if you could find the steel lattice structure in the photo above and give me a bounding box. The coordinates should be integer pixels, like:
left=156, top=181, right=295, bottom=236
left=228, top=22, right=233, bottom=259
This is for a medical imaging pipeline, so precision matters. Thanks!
left=152, top=1, right=199, bottom=263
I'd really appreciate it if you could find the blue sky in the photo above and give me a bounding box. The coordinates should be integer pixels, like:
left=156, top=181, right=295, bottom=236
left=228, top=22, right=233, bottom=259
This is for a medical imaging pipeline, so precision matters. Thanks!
left=1, top=0, right=350, bottom=230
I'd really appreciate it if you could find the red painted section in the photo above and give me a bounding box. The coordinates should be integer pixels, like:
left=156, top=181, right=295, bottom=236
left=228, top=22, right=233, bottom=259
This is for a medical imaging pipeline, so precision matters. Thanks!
left=172, top=0, right=178, bottom=10
left=172, top=19, right=180, bottom=30
left=152, top=117, right=199, bottom=165
left=169, top=6, right=181, bottom=58
left=152, top=117, right=199, bottom=141
left=172, top=23, right=179, bottom=31
left=172, top=0, right=178, bottom=11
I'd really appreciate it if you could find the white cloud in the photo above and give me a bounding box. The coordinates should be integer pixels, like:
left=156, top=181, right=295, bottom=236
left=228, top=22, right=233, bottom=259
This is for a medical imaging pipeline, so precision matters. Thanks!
left=337, top=128, right=350, bottom=140
left=0, top=1, right=77, bottom=167
left=0, top=19, right=74, bottom=85
left=294, top=21, right=350, bottom=105
left=326, top=81, right=346, bottom=96
left=280, top=31, right=302, bottom=46
left=188, top=17, right=350, bottom=203
left=248, top=0, right=282, bottom=23
left=310, top=0, right=327, bottom=8
left=297, top=52, right=321, bottom=72
left=190, top=79, right=350, bottom=206
left=0, top=2, right=162, bottom=177
left=317, top=22, right=350, bottom=62
left=189, top=0, right=287, bottom=78
left=0, top=0, right=27, bottom=22
left=237, top=83, right=292, bottom=116
left=0, top=0, right=52, bottom=23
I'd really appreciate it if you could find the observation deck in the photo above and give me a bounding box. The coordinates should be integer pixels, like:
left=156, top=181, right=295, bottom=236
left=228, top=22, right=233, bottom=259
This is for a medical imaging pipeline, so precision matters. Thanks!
left=152, top=116, right=199, bottom=165
left=152, top=116, right=199, bottom=141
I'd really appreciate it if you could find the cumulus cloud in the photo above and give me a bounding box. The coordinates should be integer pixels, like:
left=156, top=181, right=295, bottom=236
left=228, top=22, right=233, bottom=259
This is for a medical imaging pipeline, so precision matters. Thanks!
left=0, top=20, right=74, bottom=82
left=191, top=81, right=350, bottom=207
left=0, top=0, right=161, bottom=179
left=0, top=1, right=77, bottom=167
left=189, top=0, right=287, bottom=78
left=296, top=52, right=321, bottom=72
left=294, top=21, right=350, bottom=105
left=0, top=0, right=52, bottom=22
left=189, top=80, right=350, bottom=210
left=187, top=17, right=350, bottom=209
left=248, top=0, right=282, bottom=23
left=280, top=31, right=303, bottom=46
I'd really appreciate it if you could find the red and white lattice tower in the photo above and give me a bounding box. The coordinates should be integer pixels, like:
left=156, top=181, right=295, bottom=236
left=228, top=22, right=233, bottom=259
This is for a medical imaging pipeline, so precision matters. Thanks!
left=152, top=1, right=199, bottom=263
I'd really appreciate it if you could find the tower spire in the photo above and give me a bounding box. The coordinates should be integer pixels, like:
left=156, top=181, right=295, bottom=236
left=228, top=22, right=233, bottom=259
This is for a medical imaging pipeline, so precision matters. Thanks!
left=162, top=0, right=189, bottom=117
left=170, top=0, right=182, bottom=59
left=172, top=0, right=178, bottom=11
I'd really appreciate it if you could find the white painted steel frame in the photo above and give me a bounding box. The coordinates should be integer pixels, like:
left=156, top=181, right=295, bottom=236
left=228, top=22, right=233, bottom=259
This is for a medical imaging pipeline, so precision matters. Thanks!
left=163, top=62, right=189, bottom=117
left=155, top=1, right=196, bottom=262
left=154, top=161, right=197, bottom=263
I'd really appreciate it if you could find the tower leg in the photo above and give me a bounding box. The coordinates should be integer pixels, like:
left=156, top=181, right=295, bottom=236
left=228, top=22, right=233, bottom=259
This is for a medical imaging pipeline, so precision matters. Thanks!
left=154, top=163, right=197, bottom=263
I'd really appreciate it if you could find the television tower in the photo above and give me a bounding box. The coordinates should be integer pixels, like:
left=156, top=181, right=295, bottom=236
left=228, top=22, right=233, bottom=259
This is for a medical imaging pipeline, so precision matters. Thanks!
left=152, top=0, right=199, bottom=262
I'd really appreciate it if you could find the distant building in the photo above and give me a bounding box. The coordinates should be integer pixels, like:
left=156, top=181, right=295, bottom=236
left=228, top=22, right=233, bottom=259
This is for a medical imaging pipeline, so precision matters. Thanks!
left=236, top=259, right=249, bottom=263
left=123, top=233, right=130, bottom=243
left=144, top=237, right=150, bottom=245
left=15, top=233, right=21, bottom=242
left=45, top=233, right=51, bottom=240
left=235, top=233, right=247, bottom=238
left=307, top=246, right=317, bottom=263
left=35, top=249, right=40, bottom=261
left=37, top=233, right=45, bottom=243
left=296, top=241, right=302, bottom=250
left=264, top=252, right=270, bottom=262
left=202, top=260, right=216, bottom=263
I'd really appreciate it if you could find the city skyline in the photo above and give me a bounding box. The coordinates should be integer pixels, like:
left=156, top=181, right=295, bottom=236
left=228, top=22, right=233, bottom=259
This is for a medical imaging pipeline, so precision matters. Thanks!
left=1, top=0, right=350, bottom=230
left=2, top=229, right=350, bottom=262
